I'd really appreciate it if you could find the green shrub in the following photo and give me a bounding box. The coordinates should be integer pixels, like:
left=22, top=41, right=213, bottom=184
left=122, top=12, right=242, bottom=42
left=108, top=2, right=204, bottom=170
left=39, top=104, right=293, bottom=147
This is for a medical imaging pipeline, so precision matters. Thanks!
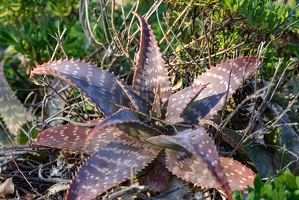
left=234, top=168, right=299, bottom=200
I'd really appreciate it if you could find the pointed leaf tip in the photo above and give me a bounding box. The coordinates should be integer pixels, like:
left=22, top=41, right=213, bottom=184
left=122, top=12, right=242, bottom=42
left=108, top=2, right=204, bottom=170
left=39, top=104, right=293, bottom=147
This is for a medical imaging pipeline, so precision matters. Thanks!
left=132, top=12, right=171, bottom=105
left=220, top=157, right=255, bottom=191
left=30, top=59, right=131, bottom=116
left=183, top=56, right=260, bottom=123
left=146, top=127, right=232, bottom=199
left=34, top=119, right=122, bottom=155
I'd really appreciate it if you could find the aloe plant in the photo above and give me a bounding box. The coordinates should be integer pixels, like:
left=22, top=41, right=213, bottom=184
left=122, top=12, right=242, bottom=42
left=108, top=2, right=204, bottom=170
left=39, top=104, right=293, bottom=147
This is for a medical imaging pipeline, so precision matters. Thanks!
left=30, top=13, right=260, bottom=200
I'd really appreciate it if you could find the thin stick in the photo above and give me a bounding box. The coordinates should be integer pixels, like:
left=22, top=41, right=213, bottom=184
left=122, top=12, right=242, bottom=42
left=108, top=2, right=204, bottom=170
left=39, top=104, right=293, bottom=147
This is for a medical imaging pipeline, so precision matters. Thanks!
left=159, top=0, right=195, bottom=45
left=12, top=158, right=46, bottom=199
left=48, top=26, right=68, bottom=61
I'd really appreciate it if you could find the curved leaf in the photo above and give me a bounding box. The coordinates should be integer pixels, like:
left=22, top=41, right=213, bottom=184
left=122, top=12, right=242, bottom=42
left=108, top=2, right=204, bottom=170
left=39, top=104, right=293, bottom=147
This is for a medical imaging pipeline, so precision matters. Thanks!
left=165, top=82, right=208, bottom=124
left=65, top=133, right=162, bottom=200
left=34, top=119, right=122, bottom=155
left=146, top=127, right=232, bottom=199
left=132, top=12, right=171, bottom=105
left=30, top=59, right=131, bottom=116
left=0, top=59, right=26, bottom=138
left=183, top=57, right=260, bottom=123
left=87, top=108, right=162, bottom=141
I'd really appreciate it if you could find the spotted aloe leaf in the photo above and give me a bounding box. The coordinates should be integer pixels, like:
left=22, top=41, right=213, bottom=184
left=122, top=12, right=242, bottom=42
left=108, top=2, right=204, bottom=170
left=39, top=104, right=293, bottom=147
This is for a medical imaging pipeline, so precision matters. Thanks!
left=220, top=157, right=255, bottom=190
left=0, top=59, right=26, bottom=141
left=87, top=108, right=162, bottom=141
left=30, top=59, right=131, bottom=116
left=165, top=82, right=209, bottom=124
left=65, top=133, right=162, bottom=200
left=165, top=151, right=255, bottom=192
left=146, top=127, right=233, bottom=199
left=147, top=129, right=254, bottom=193
left=184, top=57, right=260, bottom=123
left=34, top=119, right=122, bottom=155
left=132, top=12, right=171, bottom=106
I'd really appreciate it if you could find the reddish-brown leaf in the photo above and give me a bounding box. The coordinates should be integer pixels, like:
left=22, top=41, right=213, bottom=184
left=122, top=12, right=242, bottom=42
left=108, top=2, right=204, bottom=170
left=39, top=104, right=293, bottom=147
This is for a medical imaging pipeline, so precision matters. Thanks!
left=165, top=82, right=208, bottom=124
left=30, top=59, right=131, bottom=116
left=137, top=159, right=170, bottom=192
left=146, top=127, right=232, bottom=199
left=220, top=157, right=255, bottom=190
left=183, top=57, right=260, bottom=123
left=163, top=151, right=254, bottom=192
left=132, top=12, right=171, bottom=105
left=65, top=133, right=162, bottom=200
left=34, top=119, right=122, bottom=155
left=87, top=108, right=162, bottom=141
